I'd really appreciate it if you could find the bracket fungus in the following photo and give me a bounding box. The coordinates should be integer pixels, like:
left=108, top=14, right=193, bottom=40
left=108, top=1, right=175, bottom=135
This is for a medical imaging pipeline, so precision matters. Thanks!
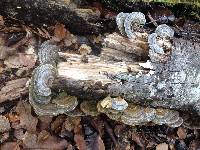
left=80, top=101, right=100, bottom=117
left=98, top=100, right=183, bottom=127
left=116, top=12, right=146, bottom=39
left=148, top=24, right=174, bottom=62
left=38, top=41, right=59, bottom=66
left=29, top=41, right=78, bottom=116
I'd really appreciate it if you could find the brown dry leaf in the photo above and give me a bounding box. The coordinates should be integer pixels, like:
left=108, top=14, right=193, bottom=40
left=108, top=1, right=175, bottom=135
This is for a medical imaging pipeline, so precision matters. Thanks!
left=0, top=46, right=14, bottom=60
left=14, top=128, right=25, bottom=140
left=38, top=116, right=53, bottom=130
left=0, top=115, right=11, bottom=132
left=189, top=140, right=200, bottom=150
left=0, top=66, right=3, bottom=74
left=22, top=132, right=37, bottom=148
left=0, top=142, right=20, bottom=150
left=15, top=101, right=38, bottom=132
left=51, top=115, right=66, bottom=133
left=0, top=132, right=10, bottom=143
left=22, top=131, right=69, bottom=149
left=90, top=135, right=105, bottom=150
left=74, top=117, right=87, bottom=150
left=64, top=116, right=81, bottom=132
left=74, top=134, right=87, bottom=150
left=177, top=127, right=186, bottom=140
left=64, top=117, right=75, bottom=132
left=131, top=132, right=145, bottom=149
left=156, top=143, right=168, bottom=150
left=0, top=15, right=4, bottom=26
left=4, top=53, right=36, bottom=69
left=0, top=78, right=28, bottom=103
left=54, top=23, right=66, bottom=41
left=64, top=30, right=77, bottom=47
left=114, top=124, right=126, bottom=138
left=37, top=130, right=50, bottom=142
left=7, top=113, right=20, bottom=123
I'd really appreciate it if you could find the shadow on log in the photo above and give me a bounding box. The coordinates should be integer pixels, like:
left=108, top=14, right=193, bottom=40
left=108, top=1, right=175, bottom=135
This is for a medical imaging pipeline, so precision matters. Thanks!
left=0, top=0, right=102, bottom=34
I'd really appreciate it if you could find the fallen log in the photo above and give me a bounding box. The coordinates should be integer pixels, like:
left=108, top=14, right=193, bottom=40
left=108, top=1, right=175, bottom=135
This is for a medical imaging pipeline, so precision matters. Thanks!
left=0, top=0, right=102, bottom=35
left=56, top=34, right=200, bottom=115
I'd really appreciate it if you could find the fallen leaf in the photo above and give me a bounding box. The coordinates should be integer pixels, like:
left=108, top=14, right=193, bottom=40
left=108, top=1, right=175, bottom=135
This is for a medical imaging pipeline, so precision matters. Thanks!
left=0, top=142, right=20, bottom=150
left=0, top=132, right=9, bottom=143
left=64, top=117, right=75, bottom=132
left=37, top=130, right=50, bottom=142
left=177, top=127, right=186, bottom=140
left=7, top=113, right=20, bottom=123
left=74, top=134, right=87, bottom=150
left=54, top=23, right=66, bottom=41
left=189, top=140, right=200, bottom=150
left=14, top=128, right=25, bottom=140
left=0, top=115, right=11, bottom=132
left=22, top=131, right=69, bottom=149
left=51, top=115, right=66, bottom=134
left=63, top=30, right=77, bottom=47
left=156, top=143, right=168, bottom=150
left=15, top=101, right=38, bottom=132
left=0, top=15, right=4, bottom=26
left=88, top=135, right=105, bottom=150
left=73, top=116, right=87, bottom=150
left=131, top=132, right=145, bottom=149
left=38, top=116, right=53, bottom=130
left=22, top=132, right=37, bottom=148
left=0, top=78, right=28, bottom=103
left=4, top=53, right=36, bottom=69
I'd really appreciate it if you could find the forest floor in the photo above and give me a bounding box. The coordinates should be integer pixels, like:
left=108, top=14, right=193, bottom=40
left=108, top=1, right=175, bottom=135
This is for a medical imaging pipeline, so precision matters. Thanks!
left=0, top=1, right=200, bottom=150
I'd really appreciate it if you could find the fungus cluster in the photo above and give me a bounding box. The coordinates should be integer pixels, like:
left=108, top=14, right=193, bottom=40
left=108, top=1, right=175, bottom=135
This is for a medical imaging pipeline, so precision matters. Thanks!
left=97, top=96, right=183, bottom=127
left=29, top=41, right=78, bottom=116
left=116, top=12, right=146, bottom=39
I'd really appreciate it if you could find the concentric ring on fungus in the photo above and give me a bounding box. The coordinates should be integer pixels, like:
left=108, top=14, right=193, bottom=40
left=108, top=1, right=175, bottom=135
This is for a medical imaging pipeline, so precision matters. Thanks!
left=116, top=12, right=129, bottom=36
left=29, top=41, right=79, bottom=116
left=52, top=92, right=78, bottom=111
left=148, top=24, right=174, bottom=55
left=29, top=64, right=58, bottom=105
left=153, top=108, right=182, bottom=127
left=124, top=12, right=146, bottom=39
left=121, top=104, right=149, bottom=125
left=38, top=40, right=59, bottom=66
left=80, top=101, right=100, bottom=116
left=155, top=24, right=174, bottom=39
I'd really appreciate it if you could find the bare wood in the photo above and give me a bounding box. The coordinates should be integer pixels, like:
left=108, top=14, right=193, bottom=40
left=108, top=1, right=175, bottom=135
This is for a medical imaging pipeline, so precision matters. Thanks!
left=57, top=37, right=200, bottom=115
left=101, top=32, right=149, bottom=62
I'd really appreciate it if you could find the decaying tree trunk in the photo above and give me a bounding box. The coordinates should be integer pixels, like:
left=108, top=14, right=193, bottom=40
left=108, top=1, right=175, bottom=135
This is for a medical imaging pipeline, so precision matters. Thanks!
left=0, top=0, right=102, bottom=34
left=56, top=33, right=200, bottom=115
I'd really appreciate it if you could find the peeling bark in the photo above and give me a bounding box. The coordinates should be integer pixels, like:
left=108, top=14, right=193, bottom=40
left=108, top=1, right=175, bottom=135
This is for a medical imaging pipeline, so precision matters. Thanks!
left=56, top=37, right=200, bottom=115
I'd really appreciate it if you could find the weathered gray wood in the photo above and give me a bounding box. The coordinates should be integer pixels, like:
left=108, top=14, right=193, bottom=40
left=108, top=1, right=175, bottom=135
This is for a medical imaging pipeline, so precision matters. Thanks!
left=56, top=37, right=200, bottom=115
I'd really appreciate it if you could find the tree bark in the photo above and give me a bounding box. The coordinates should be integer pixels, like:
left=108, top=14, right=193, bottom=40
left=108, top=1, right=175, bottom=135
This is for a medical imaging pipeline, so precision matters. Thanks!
left=0, top=0, right=102, bottom=35
left=56, top=34, right=200, bottom=115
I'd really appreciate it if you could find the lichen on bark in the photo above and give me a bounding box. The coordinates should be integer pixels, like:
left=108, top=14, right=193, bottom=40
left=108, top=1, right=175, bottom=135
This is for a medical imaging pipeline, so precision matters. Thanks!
left=108, top=38, right=200, bottom=114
